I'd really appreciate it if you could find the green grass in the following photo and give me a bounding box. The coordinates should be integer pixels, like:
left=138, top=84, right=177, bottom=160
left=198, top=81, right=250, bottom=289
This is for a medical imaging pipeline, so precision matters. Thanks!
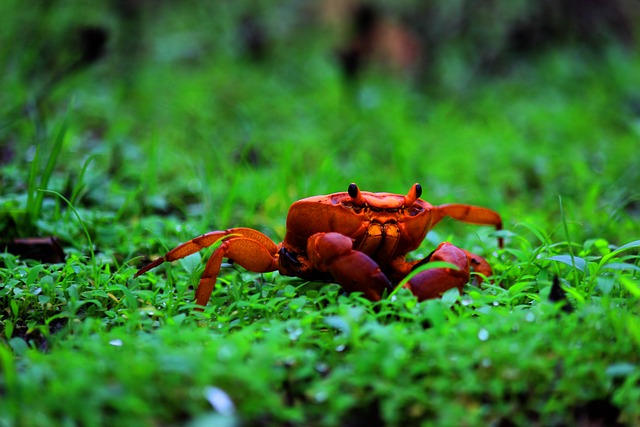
left=2, top=3, right=640, bottom=426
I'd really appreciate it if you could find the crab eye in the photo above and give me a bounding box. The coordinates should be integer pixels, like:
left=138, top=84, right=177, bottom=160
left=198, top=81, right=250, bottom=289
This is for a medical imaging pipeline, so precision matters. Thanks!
left=404, top=183, right=422, bottom=206
left=415, top=183, right=422, bottom=199
left=348, top=183, right=359, bottom=199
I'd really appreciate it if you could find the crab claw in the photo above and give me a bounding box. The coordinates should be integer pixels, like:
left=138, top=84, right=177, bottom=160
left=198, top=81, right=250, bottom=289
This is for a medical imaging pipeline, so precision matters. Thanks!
left=307, top=232, right=393, bottom=301
left=403, top=242, right=471, bottom=301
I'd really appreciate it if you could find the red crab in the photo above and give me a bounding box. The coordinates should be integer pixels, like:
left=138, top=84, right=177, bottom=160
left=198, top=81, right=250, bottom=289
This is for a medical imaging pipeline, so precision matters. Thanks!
left=135, top=183, right=502, bottom=307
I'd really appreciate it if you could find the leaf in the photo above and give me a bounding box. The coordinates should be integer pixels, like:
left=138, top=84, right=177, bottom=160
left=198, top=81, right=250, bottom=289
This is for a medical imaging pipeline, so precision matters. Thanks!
left=605, top=362, right=636, bottom=378
left=515, top=222, right=550, bottom=245
left=562, top=286, right=586, bottom=304
left=3, top=320, right=14, bottom=340
left=614, top=240, right=640, bottom=254
left=508, top=281, right=535, bottom=296
left=288, top=296, right=307, bottom=311
left=31, top=119, right=68, bottom=224
left=324, top=316, right=351, bottom=336
left=179, top=252, right=202, bottom=275
left=421, top=299, right=447, bottom=327
left=170, top=313, right=187, bottom=326
left=601, top=240, right=640, bottom=266
left=111, top=284, right=138, bottom=309
left=283, top=285, right=296, bottom=298
left=440, top=287, right=460, bottom=307
left=10, top=299, right=19, bottom=318
left=620, top=277, right=640, bottom=298
left=26, top=264, right=44, bottom=286
left=595, top=276, right=615, bottom=295
left=9, top=337, right=29, bottom=355
left=601, top=262, right=640, bottom=273
left=546, top=255, right=587, bottom=272
left=67, top=284, right=79, bottom=301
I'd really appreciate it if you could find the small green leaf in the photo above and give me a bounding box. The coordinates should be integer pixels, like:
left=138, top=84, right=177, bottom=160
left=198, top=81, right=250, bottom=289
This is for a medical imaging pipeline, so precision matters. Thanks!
left=26, top=265, right=44, bottom=286
left=614, top=240, right=640, bottom=253
left=605, top=362, right=636, bottom=378
left=601, top=262, right=640, bottom=273
left=170, top=313, right=187, bottom=325
left=9, top=337, right=29, bottom=355
left=595, top=276, right=615, bottom=295
left=3, top=320, right=14, bottom=340
left=283, top=285, right=297, bottom=298
left=421, top=299, right=447, bottom=327
left=180, top=252, right=202, bottom=275
left=546, top=255, right=587, bottom=272
left=508, top=281, right=535, bottom=295
left=288, top=296, right=307, bottom=311
left=324, top=316, right=350, bottom=336
left=440, top=287, right=460, bottom=307
left=111, top=284, right=139, bottom=309
left=66, top=284, right=79, bottom=301
left=9, top=300, right=19, bottom=318
left=620, top=277, right=640, bottom=298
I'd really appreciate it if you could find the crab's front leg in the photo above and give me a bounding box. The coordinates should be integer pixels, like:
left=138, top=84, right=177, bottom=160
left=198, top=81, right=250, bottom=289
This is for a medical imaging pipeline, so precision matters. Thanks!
left=400, top=242, right=492, bottom=301
left=306, top=232, right=393, bottom=301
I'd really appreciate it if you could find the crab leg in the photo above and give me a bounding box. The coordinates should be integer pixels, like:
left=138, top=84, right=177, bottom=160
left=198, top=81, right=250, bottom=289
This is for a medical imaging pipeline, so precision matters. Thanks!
left=436, top=204, right=503, bottom=247
left=306, top=232, right=393, bottom=301
left=460, top=248, right=493, bottom=281
left=194, top=236, right=278, bottom=307
left=134, top=227, right=276, bottom=277
left=403, top=242, right=472, bottom=301
left=134, top=227, right=278, bottom=307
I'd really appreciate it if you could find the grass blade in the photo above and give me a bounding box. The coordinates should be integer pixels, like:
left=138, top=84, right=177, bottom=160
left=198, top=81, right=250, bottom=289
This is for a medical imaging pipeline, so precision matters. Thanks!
left=28, top=119, right=67, bottom=224
left=388, top=261, right=460, bottom=299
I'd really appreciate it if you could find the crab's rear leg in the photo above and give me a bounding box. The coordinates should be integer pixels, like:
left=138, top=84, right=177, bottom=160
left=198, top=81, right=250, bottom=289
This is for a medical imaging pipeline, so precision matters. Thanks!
left=194, top=235, right=278, bottom=307
left=134, top=227, right=278, bottom=307
left=306, top=232, right=393, bottom=301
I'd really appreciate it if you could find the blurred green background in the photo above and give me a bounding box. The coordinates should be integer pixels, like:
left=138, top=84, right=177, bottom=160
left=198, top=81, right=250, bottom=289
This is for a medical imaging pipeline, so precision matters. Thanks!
left=2, top=0, right=639, bottom=245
